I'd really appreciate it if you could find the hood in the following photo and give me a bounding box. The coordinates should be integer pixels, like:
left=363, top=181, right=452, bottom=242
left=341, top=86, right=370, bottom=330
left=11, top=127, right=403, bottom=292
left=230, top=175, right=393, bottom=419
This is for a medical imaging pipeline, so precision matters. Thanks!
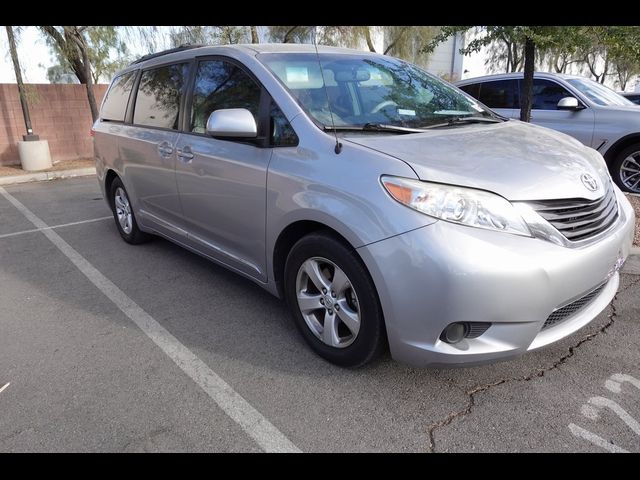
left=345, top=120, right=611, bottom=201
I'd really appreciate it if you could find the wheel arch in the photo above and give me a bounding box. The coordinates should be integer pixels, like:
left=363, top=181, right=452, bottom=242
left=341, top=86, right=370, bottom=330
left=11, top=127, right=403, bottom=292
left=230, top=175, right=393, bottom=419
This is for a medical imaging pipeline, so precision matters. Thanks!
left=603, top=133, right=640, bottom=164
left=271, top=219, right=363, bottom=299
left=104, top=169, right=119, bottom=209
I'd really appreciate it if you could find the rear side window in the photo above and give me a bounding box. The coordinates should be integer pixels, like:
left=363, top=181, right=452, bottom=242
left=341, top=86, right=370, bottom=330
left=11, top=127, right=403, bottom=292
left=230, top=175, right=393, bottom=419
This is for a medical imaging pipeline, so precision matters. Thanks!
left=527, top=79, right=573, bottom=110
left=101, top=71, right=136, bottom=122
left=133, top=63, right=189, bottom=130
left=477, top=80, right=519, bottom=109
left=190, top=60, right=261, bottom=134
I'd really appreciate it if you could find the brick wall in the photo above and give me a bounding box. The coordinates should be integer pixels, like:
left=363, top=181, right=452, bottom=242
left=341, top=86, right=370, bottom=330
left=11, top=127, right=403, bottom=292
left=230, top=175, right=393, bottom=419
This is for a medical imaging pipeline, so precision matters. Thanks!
left=0, top=83, right=109, bottom=166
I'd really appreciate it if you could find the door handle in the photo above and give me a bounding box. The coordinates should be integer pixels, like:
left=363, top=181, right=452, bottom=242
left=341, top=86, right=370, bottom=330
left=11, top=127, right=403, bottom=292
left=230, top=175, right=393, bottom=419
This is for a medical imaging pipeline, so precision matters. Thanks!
left=177, top=146, right=194, bottom=163
left=157, top=141, right=174, bottom=157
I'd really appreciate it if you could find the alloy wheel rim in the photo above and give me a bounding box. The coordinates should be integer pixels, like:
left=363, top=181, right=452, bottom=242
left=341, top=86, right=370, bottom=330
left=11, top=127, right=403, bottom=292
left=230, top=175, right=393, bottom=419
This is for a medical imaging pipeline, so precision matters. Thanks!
left=295, top=256, right=361, bottom=349
left=114, top=187, right=133, bottom=235
left=620, top=152, right=640, bottom=192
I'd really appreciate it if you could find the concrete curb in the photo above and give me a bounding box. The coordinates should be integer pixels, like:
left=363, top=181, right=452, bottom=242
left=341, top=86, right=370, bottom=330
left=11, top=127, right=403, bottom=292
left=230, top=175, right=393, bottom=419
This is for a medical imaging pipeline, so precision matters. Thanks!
left=0, top=167, right=96, bottom=186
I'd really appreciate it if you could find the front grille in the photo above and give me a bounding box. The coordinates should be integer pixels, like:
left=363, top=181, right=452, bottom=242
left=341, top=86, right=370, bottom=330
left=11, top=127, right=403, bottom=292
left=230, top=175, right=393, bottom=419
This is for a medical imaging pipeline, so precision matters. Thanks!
left=542, top=282, right=607, bottom=330
left=528, top=185, right=618, bottom=242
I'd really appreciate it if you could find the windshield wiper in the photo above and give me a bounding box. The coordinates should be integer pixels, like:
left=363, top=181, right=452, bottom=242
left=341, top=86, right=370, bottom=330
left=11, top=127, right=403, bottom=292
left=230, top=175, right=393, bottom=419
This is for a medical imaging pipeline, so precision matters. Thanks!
left=323, top=123, right=426, bottom=134
left=424, top=116, right=503, bottom=129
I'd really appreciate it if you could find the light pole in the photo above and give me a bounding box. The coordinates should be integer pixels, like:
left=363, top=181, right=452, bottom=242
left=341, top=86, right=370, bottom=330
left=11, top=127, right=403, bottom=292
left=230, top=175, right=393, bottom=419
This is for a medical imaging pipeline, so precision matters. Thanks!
left=5, top=26, right=52, bottom=171
left=5, top=26, right=38, bottom=141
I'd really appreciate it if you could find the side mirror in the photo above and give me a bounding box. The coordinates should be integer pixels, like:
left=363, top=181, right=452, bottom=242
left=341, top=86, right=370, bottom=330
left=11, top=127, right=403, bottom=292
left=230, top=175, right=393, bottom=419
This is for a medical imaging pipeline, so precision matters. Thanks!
left=206, top=108, right=257, bottom=138
left=557, top=96, right=582, bottom=110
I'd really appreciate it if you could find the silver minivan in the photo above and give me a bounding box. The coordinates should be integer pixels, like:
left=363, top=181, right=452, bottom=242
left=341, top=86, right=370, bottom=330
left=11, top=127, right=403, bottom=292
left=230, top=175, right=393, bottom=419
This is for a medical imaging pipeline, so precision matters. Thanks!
left=456, top=72, right=640, bottom=193
left=94, top=44, right=635, bottom=367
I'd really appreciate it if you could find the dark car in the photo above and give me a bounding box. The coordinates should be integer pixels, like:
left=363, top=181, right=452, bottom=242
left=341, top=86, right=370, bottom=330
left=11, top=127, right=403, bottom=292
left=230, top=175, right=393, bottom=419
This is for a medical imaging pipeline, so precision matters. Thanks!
left=620, top=92, right=640, bottom=105
left=456, top=72, right=640, bottom=193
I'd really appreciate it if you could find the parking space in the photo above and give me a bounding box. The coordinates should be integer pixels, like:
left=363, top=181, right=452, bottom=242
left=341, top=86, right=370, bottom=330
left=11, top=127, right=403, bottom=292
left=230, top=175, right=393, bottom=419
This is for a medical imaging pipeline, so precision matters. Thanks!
left=1, top=176, right=639, bottom=452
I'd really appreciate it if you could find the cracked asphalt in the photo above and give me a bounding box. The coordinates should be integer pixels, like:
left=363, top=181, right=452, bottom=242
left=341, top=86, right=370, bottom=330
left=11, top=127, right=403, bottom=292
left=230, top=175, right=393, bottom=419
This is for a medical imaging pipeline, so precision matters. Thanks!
left=1, top=176, right=639, bottom=452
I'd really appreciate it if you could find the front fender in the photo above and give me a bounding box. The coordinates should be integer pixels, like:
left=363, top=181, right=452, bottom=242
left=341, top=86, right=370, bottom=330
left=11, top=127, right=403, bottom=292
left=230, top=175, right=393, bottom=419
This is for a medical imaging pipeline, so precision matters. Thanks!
left=265, top=123, right=437, bottom=283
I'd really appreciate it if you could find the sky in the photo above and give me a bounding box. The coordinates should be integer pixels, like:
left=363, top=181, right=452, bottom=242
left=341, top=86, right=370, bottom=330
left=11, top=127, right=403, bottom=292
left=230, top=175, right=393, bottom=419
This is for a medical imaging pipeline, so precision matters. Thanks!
left=2, top=27, right=636, bottom=91
left=0, top=26, right=170, bottom=83
left=0, top=27, right=53, bottom=83
left=1, top=26, right=481, bottom=85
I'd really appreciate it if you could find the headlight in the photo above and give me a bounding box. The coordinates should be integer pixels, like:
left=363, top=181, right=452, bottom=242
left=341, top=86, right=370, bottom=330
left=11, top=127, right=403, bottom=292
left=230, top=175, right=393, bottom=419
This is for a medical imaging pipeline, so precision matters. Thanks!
left=381, top=176, right=531, bottom=237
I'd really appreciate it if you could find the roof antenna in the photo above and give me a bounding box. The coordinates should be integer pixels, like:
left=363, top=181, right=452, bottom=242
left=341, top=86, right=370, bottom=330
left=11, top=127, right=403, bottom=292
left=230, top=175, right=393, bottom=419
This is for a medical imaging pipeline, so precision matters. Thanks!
left=312, top=27, right=342, bottom=154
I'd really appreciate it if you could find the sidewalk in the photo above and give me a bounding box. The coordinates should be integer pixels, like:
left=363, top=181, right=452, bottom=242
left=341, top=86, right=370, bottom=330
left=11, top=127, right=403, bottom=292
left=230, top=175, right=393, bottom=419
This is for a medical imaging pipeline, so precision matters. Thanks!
left=0, top=159, right=95, bottom=186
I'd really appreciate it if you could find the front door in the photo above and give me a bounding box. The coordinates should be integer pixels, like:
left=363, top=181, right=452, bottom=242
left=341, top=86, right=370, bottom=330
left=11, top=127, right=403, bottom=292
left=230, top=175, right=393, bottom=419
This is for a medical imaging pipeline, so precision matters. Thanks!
left=175, top=58, right=270, bottom=280
left=524, top=78, right=595, bottom=147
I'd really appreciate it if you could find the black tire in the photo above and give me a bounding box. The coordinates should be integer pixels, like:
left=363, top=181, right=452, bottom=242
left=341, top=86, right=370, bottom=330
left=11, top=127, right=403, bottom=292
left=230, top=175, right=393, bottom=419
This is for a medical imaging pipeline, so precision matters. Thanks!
left=109, top=177, right=151, bottom=245
left=611, top=143, right=640, bottom=193
left=283, top=231, right=386, bottom=367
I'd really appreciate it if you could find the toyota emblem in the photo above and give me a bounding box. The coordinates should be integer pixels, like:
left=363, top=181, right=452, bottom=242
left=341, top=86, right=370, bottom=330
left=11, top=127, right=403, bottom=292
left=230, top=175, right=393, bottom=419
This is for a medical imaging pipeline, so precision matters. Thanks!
left=580, top=173, right=598, bottom=192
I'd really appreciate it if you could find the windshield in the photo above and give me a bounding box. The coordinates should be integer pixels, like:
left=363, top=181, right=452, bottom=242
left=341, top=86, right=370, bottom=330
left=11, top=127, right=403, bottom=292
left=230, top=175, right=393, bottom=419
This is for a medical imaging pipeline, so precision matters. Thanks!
left=566, top=78, right=635, bottom=106
left=258, top=52, right=497, bottom=129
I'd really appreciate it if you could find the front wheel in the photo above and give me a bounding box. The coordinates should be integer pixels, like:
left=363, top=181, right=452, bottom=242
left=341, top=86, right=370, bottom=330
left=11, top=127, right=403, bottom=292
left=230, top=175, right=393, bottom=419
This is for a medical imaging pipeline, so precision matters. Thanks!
left=611, top=144, right=640, bottom=193
left=284, top=232, right=386, bottom=367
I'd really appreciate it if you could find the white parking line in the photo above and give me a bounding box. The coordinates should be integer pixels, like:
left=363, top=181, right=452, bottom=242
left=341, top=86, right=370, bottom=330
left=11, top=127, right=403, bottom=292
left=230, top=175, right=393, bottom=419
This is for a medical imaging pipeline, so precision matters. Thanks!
left=0, top=186, right=301, bottom=453
left=568, top=423, right=629, bottom=453
left=0, top=382, right=9, bottom=394
left=0, top=216, right=112, bottom=240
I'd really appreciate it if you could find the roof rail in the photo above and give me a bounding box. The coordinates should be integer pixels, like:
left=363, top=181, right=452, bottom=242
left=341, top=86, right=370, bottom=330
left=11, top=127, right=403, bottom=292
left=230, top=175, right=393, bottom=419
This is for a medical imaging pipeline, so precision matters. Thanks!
left=129, top=44, right=207, bottom=66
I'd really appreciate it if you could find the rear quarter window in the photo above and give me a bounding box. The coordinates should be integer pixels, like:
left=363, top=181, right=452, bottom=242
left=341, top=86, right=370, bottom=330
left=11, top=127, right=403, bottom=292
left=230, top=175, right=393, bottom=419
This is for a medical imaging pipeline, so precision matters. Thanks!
left=101, top=71, right=136, bottom=122
left=133, top=63, right=189, bottom=130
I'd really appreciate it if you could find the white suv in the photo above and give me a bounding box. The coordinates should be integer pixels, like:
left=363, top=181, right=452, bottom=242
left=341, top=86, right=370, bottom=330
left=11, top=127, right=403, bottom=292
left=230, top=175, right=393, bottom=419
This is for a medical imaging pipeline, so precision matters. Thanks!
left=456, top=72, right=640, bottom=193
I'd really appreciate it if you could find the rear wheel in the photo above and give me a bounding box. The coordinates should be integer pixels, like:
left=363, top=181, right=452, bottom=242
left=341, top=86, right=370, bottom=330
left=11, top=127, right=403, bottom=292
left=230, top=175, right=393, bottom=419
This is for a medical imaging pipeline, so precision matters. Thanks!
left=284, top=232, right=386, bottom=367
left=109, top=177, right=151, bottom=244
left=611, top=144, right=640, bottom=193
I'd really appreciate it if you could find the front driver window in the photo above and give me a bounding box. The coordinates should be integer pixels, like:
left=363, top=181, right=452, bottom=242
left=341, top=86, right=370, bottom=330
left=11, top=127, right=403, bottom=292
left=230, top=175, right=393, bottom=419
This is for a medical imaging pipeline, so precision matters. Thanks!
left=529, top=79, right=573, bottom=110
left=190, top=60, right=261, bottom=134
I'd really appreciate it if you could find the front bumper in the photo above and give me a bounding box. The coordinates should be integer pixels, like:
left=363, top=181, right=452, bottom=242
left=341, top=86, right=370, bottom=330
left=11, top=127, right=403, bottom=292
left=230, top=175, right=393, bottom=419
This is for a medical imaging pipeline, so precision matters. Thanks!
left=357, top=187, right=635, bottom=367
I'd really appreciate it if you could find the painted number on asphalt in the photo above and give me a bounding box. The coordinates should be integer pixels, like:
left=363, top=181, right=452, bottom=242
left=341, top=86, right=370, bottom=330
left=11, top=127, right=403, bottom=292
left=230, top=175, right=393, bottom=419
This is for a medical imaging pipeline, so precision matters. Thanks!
left=569, top=373, right=640, bottom=452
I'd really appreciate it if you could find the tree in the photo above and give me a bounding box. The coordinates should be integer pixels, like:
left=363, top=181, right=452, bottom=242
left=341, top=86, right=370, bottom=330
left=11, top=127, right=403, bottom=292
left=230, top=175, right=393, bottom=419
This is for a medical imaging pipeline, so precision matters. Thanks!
left=426, top=26, right=588, bottom=122
left=165, top=26, right=257, bottom=47
left=250, top=26, right=259, bottom=44
left=46, top=64, right=78, bottom=84
left=266, top=26, right=437, bottom=65
left=5, top=26, right=38, bottom=140
left=85, top=27, right=130, bottom=83
left=378, top=26, right=438, bottom=66
left=39, top=26, right=124, bottom=121
left=597, top=26, right=640, bottom=90
left=580, top=28, right=611, bottom=84
left=482, top=28, right=525, bottom=73
left=541, top=48, right=582, bottom=74
left=267, top=26, right=313, bottom=44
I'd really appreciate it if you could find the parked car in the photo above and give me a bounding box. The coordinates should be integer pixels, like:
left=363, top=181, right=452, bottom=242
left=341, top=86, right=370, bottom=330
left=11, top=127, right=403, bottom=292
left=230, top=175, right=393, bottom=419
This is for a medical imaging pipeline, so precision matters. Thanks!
left=619, top=92, right=640, bottom=105
left=456, top=72, right=640, bottom=193
left=94, top=45, right=634, bottom=368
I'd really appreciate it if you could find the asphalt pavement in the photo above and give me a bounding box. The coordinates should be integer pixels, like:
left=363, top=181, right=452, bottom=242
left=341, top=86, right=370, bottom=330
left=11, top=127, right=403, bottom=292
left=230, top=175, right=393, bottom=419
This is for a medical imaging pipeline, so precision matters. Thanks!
left=0, top=176, right=638, bottom=452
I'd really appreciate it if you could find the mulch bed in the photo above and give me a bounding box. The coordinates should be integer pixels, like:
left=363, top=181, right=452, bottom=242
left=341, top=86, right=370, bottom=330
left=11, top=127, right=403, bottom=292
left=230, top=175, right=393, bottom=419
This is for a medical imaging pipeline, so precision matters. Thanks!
left=0, top=158, right=94, bottom=177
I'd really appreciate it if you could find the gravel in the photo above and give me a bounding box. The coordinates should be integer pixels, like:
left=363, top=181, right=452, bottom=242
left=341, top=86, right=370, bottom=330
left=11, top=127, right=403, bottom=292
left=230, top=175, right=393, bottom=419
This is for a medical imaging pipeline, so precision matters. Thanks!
left=625, top=193, right=640, bottom=246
